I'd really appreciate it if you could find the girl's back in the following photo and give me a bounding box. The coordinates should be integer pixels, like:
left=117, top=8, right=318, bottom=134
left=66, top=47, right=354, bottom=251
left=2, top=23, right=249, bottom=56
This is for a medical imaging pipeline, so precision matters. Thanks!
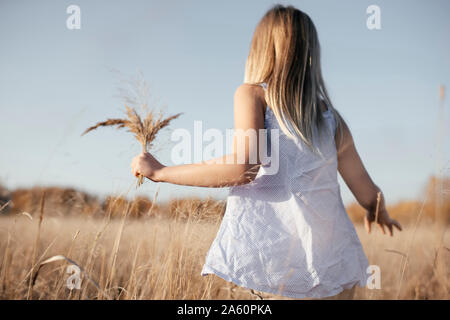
left=201, top=83, right=370, bottom=299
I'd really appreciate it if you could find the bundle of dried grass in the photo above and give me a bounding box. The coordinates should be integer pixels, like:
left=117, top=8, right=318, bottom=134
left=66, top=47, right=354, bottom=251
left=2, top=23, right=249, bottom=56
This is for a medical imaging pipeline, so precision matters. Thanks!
left=82, top=105, right=181, bottom=187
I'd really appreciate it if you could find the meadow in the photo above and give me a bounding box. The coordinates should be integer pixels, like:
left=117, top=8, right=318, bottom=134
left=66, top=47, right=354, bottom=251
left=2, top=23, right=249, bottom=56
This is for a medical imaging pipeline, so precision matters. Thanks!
left=0, top=176, right=448, bottom=300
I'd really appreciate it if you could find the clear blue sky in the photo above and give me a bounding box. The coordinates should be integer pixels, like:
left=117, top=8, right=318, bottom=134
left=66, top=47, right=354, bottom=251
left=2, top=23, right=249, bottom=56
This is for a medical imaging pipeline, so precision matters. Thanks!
left=0, top=0, right=449, bottom=205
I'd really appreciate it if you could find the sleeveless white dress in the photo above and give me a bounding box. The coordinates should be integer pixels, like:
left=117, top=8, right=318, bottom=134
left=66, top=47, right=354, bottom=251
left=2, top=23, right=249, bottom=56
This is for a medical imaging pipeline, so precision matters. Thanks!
left=201, top=83, right=369, bottom=299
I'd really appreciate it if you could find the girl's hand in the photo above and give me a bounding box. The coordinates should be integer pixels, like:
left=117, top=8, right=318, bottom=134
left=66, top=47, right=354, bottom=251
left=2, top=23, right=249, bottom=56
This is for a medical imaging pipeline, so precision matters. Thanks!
left=364, top=194, right=402, bottom=236
left=130, top=152, right=165, bottom=182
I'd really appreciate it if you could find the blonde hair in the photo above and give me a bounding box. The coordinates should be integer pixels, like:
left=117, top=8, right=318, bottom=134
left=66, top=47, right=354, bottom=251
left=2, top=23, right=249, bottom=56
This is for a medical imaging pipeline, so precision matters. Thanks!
left=244, top=4, right=343, bottom=153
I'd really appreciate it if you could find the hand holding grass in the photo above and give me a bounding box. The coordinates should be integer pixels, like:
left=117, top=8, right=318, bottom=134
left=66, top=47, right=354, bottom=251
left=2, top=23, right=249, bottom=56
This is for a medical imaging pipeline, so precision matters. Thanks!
left=131, top=152, right=165, bottom=182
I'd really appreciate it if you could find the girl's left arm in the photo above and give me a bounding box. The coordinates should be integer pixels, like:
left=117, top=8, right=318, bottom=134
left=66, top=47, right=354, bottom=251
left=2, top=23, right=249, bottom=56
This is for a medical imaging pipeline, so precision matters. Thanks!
left=130, top=84, right=266, bottom=187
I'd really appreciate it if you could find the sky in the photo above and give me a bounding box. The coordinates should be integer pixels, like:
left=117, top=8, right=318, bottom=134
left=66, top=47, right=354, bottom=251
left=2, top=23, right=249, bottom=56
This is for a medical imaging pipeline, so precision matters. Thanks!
left=0, top=0, right=449, bottom=205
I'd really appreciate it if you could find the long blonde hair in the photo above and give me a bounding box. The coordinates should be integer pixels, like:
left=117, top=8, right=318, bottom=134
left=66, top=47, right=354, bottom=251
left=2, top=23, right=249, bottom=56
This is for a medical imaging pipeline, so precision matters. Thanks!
left=244, top=4, right=343, bottom=153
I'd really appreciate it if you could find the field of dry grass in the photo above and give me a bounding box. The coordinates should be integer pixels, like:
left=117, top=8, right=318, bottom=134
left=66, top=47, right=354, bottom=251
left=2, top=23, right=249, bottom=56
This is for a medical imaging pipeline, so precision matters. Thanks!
left=0, top=215, right=448, bottom=300
left=0, top=176, right=448, bottom=300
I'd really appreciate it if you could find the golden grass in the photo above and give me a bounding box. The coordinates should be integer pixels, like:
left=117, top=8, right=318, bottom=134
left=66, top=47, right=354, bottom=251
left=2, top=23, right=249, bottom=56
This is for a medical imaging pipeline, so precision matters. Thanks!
left=0, top=213, right=448, bottom=300
left=82, top=106, right=182, bottom=154
left=0, top=176, right=448, bottom=300
left=82, top=106, right=181, bottom=187
left=82, top=71, right=181, bottom=188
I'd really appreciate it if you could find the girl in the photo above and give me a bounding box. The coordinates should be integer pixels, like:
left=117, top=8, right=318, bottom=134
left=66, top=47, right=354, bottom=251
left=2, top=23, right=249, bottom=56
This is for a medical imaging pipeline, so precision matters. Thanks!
left=131, top=4, right=402, bottom=299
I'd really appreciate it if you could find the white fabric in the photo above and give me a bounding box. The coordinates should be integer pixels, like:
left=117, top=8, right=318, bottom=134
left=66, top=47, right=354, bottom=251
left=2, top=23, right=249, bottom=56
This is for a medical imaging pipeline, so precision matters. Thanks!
left=201, top=83, right=369, bottom=299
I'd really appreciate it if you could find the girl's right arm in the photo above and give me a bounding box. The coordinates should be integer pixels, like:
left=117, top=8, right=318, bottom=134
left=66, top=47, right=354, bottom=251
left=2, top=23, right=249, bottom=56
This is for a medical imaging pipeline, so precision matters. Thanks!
left=335, top=116, right=402, bottom=236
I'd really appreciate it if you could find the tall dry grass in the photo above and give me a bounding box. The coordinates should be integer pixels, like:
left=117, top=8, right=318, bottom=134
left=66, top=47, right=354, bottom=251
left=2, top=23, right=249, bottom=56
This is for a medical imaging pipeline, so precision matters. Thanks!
left=0, top=176, right=448, bottom=300
left=0, top=213, right=448, bottom=299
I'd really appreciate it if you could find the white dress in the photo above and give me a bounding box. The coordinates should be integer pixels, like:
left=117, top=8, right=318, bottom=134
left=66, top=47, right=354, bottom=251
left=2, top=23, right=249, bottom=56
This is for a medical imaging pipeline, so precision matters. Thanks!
left=201, top=83, right=369, bottom=299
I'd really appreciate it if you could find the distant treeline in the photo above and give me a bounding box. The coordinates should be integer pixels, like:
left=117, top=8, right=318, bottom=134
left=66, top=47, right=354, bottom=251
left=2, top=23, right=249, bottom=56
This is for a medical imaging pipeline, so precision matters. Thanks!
left=0, top=176, right=448, bottom=225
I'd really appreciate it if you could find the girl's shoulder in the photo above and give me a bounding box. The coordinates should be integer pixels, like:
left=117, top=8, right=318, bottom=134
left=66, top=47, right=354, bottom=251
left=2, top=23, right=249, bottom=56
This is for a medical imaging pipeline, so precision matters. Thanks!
left=234, top=83, right=267, bottom=113
left=235, top=83, right=266, bottom=94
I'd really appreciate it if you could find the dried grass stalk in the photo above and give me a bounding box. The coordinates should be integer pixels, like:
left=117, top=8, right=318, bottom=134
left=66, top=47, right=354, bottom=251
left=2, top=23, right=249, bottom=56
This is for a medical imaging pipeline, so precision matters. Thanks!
left=82, top=105, right=182, bottom=187
left=31, top=254, right=111, bottom=299
left=82, top=119, right=129, bottom=134
left=0, top=200, right=11, bottom=213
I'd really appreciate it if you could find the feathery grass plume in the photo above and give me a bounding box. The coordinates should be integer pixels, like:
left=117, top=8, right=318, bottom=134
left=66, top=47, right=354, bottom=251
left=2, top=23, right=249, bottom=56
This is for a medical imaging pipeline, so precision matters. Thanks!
left=82, top=105, right=182, bottom=187
left=82, top=119, right=129, bottom=134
